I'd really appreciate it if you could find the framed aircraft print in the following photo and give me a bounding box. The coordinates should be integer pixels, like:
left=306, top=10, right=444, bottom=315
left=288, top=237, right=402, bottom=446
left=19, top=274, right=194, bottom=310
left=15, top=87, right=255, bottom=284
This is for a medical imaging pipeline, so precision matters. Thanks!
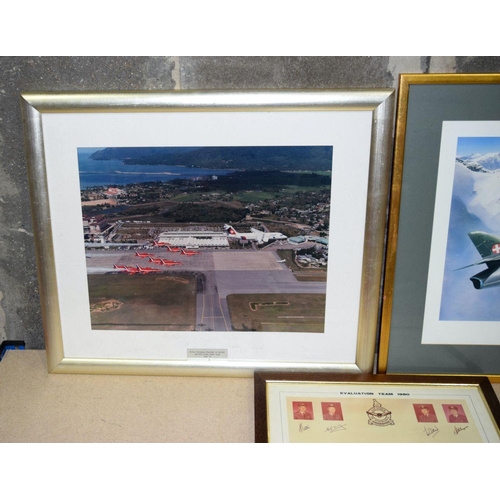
left=379, top=73, right=500, bottom=381
left=254, top=372, right=500, bottom=443
left=21, top=89, right=394, bottom=376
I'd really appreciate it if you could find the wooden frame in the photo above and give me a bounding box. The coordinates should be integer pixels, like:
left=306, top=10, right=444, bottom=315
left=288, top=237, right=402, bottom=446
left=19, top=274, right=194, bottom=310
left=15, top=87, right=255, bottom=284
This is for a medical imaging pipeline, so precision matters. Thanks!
left=379, top=74, right=500, bottom=382
left=21, top=89, right=394, bottom=376
left=255, top=371, right=500, bottom=442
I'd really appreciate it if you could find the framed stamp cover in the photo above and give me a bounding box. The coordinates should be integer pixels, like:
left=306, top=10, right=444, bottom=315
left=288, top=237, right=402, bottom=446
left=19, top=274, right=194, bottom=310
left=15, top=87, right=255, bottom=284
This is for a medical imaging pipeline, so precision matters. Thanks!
left=254, top=372, right=500, bottom=442
left=21, top=89, right=394, bottom=376
left=379, top=74, right=500, bottom=381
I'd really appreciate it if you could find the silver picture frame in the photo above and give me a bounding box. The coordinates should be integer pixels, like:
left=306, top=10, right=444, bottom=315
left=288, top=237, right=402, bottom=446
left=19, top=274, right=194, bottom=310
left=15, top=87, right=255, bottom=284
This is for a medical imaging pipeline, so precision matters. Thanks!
left=22, top=89, right=394, bottom=376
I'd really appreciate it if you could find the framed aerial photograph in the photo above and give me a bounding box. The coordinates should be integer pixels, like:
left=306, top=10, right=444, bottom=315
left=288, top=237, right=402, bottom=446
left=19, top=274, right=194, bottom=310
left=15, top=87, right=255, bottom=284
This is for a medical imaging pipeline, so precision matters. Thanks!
left=379, top=74, right=500, bottom=381
left=254, top=372, right=500, bottom=442
left=21, top=89, right=394, bottom=376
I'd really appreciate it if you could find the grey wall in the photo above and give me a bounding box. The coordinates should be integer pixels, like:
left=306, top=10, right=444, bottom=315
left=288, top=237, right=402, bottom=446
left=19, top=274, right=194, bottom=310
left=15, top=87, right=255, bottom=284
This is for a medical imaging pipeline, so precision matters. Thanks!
left=1, top=56, right=499, bottom=348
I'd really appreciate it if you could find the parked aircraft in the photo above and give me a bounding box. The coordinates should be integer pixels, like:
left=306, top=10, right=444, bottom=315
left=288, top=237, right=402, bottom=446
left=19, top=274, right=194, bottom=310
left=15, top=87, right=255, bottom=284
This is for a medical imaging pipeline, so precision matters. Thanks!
left=152, top=241, right=169, bottom=247
left=149, top=257, right=164, bottom=264
left=224, top=224, right=252, bottom=240
left=136, top=265, right=161, bottom=274
left=114, top=264, right=152, bottom=275
left=124, top=265, right=140, bottom=274
left=160, top=259, right=183, bottom=266
left=135, top=251, right=154, bottom=258
left=115, top=265, right=157, bottom=274
left=223, top=224, right=287, bottom=244
left=181, top=248, right=201, bottom=256
left=457, top=231, right=500, bottom=289
left=165, top=245, right=181, bottom=252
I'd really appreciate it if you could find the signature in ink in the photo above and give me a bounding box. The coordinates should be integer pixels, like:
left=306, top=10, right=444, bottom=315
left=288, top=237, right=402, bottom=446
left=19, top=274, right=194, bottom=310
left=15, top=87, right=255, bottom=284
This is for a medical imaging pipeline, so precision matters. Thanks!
left=454, top=425, right=468, bottom=435
left=299, top=423, right=310, bottom=433
left=423, top=426, right=439, bottom=438
left=325, top=424, right=347, bottom=433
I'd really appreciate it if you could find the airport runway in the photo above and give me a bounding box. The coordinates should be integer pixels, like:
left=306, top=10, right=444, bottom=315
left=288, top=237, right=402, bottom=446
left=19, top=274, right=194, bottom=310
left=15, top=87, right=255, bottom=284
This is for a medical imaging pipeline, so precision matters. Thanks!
left=85, top=248, right=326, bottom=332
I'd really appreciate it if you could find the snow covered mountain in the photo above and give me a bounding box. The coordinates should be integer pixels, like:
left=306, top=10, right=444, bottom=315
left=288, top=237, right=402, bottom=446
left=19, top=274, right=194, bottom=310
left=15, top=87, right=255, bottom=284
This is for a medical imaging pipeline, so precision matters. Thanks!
left=454, top=153, right=500, bottom=230
left=458, top=152, right=500, bottom=172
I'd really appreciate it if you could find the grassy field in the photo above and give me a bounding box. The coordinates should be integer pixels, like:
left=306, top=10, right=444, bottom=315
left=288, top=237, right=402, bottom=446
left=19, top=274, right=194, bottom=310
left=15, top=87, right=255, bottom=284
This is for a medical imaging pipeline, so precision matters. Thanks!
left=276, top=249, right=327, bottom=281
left=227, top=293, right=326, bottom=333
left=276, top=249, right=302, bottom=271
left=87, top=273, right=197, bottom=330
left=170, top=193, right=203, bottom=202
left=233, top=184, right=329, bottom=203
left=232, top=191, right=277, bottom=203
left=293, top=274, right=328, bottom=282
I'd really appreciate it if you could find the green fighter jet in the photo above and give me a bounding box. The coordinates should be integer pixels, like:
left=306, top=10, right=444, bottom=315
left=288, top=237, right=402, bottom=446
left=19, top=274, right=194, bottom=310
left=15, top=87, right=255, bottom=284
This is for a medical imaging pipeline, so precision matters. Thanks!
left=457, top=231, right=500, bottom=289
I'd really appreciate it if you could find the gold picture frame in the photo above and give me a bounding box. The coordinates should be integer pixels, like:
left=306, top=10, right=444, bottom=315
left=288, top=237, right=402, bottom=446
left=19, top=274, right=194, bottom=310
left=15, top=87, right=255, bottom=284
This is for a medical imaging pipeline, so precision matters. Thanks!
left=379, top=74, right=500, bottom=381
left=21, top=89, right=394, bottom=376
left=255, top=371, right=500, bottom=442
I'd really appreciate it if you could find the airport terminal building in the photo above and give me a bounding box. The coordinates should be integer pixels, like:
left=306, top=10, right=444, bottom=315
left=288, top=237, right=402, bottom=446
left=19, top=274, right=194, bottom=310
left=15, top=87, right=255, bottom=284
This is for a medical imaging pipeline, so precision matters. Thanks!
left=157, top=229, right=230, bottom=248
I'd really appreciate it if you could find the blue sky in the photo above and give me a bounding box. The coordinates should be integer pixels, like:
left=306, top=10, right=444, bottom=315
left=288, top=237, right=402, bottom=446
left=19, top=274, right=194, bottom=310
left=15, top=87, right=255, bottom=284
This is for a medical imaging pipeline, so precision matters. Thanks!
left=456, top=136, right=500, bottom=157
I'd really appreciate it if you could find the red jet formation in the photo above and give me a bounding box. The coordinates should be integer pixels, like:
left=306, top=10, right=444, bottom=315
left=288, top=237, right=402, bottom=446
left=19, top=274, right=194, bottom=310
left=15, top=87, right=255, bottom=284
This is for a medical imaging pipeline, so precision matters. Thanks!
left=114, top=264, right=161, bottom=274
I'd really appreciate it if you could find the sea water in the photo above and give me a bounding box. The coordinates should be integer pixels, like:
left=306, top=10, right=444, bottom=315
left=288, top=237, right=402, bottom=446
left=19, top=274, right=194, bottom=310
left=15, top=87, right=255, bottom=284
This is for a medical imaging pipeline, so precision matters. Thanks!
left=78, top=150, right=234, bottom=189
